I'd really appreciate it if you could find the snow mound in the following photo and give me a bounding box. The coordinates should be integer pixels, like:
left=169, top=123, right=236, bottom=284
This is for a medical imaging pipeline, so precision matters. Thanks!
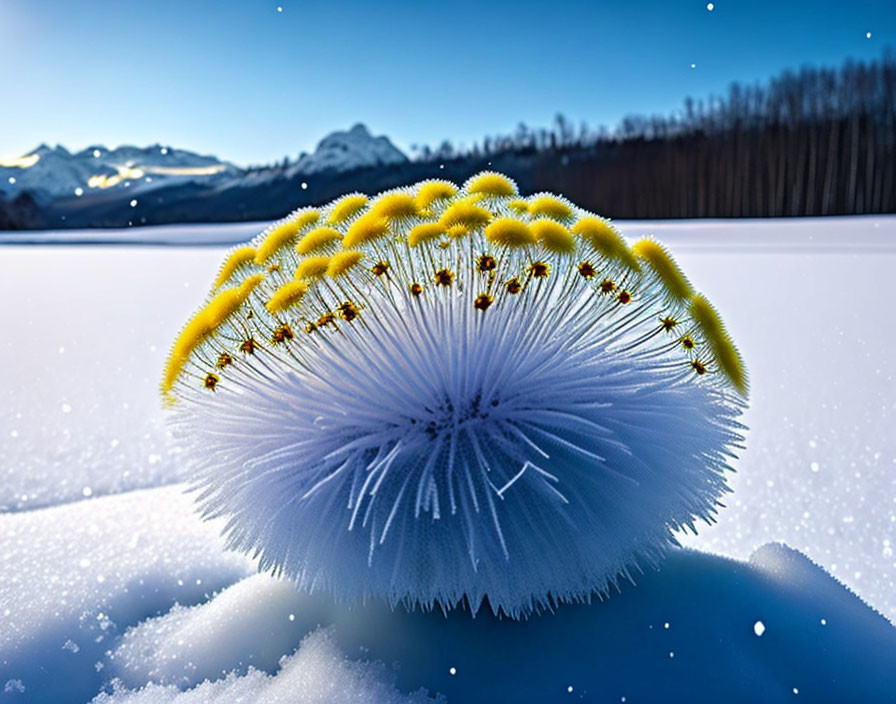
left=98, top=546, right=895, bottom=704
left=0, top=486, right=252, bottom=701
left=94, top=629, right=443, bottom=704
left=108, top=575, right=316, bottom=688
left=1, top=481, right=894, bottom=703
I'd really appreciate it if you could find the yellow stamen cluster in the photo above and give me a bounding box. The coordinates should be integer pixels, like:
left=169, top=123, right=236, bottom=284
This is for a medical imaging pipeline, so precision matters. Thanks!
left=467, top=172, right=518, bottom=197
left=213, top=247, right=258, bottom=289
left=343, top=215, right=390, bottom=248
left=573, top=217, right=640, bottom=271
left=327, top=250, right=364, bottom=277
left=266, top=281, right=309, bottom=315
left=327, top=194, right=368, bottom=224
left=408, top=222, right=445, bottom=248
left=632, top=239, right=694, bottom=302
left=531, top=219, right=575, bottom=254
left=440, top=201, right=492, bottom=230
left=255, top=210, right=320, bottom=264
left=295, top=256, right=331, bottom=280
left=162, top=171, right=747, bottom=400
left=528, top=195, right=573, bottom=221
left=296, top=227, right=342, bottom=255
left=369, top=192, right=420, bottom=220
left=415, top=181, right=458, bottom=210
left=485, top=218, right=536, bottom=248
left=689, top=295, right=748, bottom=394
left=162, top=274, right=263, bottom=397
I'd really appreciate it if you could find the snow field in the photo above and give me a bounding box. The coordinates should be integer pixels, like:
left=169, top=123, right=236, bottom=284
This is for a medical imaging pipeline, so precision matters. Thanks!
left=1, top=216, right=894, bottom=702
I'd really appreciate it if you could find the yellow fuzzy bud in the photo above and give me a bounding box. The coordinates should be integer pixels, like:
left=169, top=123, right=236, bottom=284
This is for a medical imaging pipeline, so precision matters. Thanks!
left=484, top=218, right=536, bottom=247
left=467, top=172, right=517, bottom=197
left=327, top=250, right=364, bottom=277
left=295, top=256, right=331, bottom=280
left=632, top=239, right=694, bottom=302
left=408, top=222, right=445, bottom=247
left=255, top=211, right=320, bottom=264
left=213, top=246, right=257, bottom=289
left=343, top=215, right=390, bottom=248
left=689, top=295, right=748, bottom=395
left=327, top=194, right=368, bottom=224
left=415, top=181, right=458, bottom=209
left=507, top=199, right=529, bottom=214
left=162, top=315, right=212, bottom=395
left=572, top=217, right=640, bottom=271
left=528, top=195, right=573, bottom=221
left=369, top=192, right=420, bottom=219
left=296, top=227, right=342, bottom=255
left=439, top=201, right=492, bottom=230
left=161, top=275, right=263, bottom=395
left=266, top=280, right=309, bottom=315
left=531, top=219, right=575, bottom=254
left=206, top=274, right=263, bottom=329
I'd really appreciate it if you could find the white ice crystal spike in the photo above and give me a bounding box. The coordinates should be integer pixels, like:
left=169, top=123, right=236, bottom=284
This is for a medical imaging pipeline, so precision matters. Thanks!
left=165, top=173, right=747, bottom=616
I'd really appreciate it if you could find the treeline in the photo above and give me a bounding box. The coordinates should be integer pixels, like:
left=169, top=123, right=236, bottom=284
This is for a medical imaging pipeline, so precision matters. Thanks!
left=414, top=49, right=896, bottom=218
left=0, top=192, right=43, bottom=230
left=6, top=50, right=894, bottom=230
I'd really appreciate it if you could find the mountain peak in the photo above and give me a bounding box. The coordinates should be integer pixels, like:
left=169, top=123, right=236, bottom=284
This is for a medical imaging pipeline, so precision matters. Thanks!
left=291, top=124, right=407, bottom=176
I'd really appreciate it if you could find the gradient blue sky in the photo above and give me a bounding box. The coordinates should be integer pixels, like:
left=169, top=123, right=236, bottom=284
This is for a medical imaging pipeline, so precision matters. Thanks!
left=1, top=0, right=892, bottom=166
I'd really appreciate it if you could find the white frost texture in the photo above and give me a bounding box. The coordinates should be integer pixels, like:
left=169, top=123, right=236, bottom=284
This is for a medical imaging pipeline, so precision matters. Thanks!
left=95, top=629, right=442, bottom=704
left=181, top=268, right=743, bottom=616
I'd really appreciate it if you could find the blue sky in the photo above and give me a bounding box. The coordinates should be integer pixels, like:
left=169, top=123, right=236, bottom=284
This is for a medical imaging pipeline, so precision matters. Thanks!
left=0, top=0, right=892, bottom=166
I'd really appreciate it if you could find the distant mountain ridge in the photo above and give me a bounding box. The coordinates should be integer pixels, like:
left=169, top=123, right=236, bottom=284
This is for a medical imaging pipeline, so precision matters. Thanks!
left=0, top=124, right=407, bottom=208
left=0, top=143, right=239, bottom=203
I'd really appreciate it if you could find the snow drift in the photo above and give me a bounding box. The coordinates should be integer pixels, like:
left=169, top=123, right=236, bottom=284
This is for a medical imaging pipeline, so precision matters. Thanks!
left=1, top=486, right=893, bottom=703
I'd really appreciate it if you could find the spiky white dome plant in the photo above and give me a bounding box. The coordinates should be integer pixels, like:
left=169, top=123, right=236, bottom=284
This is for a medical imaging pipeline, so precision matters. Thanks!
left=162, top=172, right=748, bottom=617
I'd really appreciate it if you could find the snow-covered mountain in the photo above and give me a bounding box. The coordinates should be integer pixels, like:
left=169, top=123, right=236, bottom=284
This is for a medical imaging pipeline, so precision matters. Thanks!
left=0, top=125, right=408, bottom=206
left=288, top=123, right=407, bottom=175
left=0, top=144, right=239, bottom=202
